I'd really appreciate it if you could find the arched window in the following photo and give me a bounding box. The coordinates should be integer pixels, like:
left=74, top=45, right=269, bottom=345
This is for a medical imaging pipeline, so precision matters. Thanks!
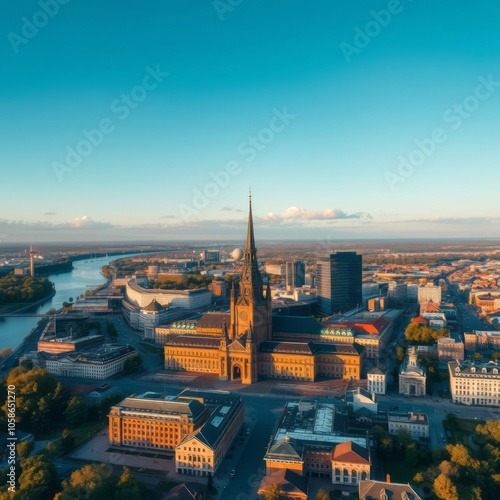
left=343, top=468, right=349, bottom=483
left=351, top=470, right=357, bottom=483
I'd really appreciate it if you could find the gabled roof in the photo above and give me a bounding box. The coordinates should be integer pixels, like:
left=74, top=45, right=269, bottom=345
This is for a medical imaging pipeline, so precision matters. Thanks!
left=266, top=437, right=303, bottom=461
left=358, top=480, right=421, bottom=499
left=196, top=312, right=230, bottom=329
left=332, top=441, right=370, bottom=465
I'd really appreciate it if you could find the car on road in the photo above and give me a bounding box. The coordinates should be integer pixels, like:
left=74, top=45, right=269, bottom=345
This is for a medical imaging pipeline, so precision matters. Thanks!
left=246, top=428, right=250, bottom=435
left=230, top=470, right=235, bottom=478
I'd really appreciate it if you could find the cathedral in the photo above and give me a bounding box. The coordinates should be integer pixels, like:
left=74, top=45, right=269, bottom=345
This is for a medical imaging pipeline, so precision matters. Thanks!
left=163, top=196, right=365, bottom=384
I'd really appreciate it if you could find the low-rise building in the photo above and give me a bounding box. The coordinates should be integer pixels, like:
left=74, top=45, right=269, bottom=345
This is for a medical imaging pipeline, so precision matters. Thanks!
left=346, top=388, right=378, bottom=414
left=448, top=360, right=500, bottom=406
left=437, top=335, right=464, bottom=361
left=108, top=389, right=243, bottom=477
left=264, top=400, right=372, bottom=484
left=359, top=480, right=422, bottom=500
left=463, top=330, right=500, bottom=351
left=388, top=412, right=429, bottom=440
left=45, top=344, right=137, bottom=379
left=367, top=367, right=387, bottom=395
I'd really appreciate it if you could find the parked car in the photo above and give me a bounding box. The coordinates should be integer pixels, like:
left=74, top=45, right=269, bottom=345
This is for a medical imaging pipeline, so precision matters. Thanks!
left=230, top=470, right=235, bottom=478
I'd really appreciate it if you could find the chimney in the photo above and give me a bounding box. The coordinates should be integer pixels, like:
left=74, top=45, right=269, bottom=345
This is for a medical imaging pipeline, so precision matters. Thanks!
left=386, top=474, right=391, bottom=483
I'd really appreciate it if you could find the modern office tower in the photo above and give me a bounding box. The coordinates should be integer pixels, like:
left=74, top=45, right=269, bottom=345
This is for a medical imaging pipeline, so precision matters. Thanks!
left=316, top=252, right=362, bottom=315
left=285, top=260, right=306, bottom=291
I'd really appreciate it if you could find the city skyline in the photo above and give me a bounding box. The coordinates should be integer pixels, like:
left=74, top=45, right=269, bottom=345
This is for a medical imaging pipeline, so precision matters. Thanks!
left=2, top=1, right=500, bottom=242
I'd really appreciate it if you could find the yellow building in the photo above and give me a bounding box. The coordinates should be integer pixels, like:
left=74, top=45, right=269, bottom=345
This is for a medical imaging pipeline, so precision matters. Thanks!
left=108, top=389, right=243, bottom=477
left=164, top=196, right=365, bottom=384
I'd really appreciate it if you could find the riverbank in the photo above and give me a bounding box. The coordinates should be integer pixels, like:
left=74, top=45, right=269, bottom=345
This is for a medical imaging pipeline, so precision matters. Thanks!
left=0, top=289, right=56, bottom=316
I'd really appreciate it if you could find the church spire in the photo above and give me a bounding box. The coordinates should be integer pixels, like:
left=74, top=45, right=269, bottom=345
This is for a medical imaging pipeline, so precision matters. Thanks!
left=245, top=189, right=256, bottom=253
left=240, top=192, right=263, bottom=294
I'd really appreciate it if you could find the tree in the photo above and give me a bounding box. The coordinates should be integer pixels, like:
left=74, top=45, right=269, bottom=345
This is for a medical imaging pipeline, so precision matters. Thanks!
left=2, top=366, right=69, bottom=431
left=260, top=482, right=282, bottom=500
left=114, top=467, right=143, bottom=500
left=396, top=346, right=405, bottom=363
left=434, top=473, right=460, bottom=500
left=476, top=420, right=500, bottom=444
left=63, top=396, right=88, bottom=427
left=124, top=354, right=143, bottom=374
left=17, top=454, right=56, bottom=500
left=58, top=463, right=112, bottom=500
left=61, top=428, right=76, bottom=454
left=473, top=352, right=482, bottom=362
left=492, top=351, right=500, bottom=361
left=16, top=439, right=34, bottom=460
left=314, top=488, right=330, bottom=500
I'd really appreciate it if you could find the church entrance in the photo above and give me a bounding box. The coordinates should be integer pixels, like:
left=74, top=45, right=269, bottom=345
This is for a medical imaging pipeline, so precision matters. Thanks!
left=409, top=384, right=416, bottom=395
left=232, top=365, right=242, bottom=380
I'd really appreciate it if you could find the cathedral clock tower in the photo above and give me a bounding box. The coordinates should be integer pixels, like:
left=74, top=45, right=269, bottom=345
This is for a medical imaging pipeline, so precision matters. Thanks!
left=230, top=193, right=272, bottom=341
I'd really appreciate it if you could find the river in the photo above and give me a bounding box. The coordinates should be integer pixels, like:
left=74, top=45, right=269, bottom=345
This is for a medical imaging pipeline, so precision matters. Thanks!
left=0, top=252, right=147, bottom=350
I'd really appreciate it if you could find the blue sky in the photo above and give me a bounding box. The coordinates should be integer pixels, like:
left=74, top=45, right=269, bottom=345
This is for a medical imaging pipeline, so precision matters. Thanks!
left=1, top=0, right=500, bottom=242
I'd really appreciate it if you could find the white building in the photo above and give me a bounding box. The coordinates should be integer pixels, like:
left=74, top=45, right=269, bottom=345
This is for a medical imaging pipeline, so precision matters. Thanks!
left=448, top=360, right=500, bottom=406
left=45, top=344, right=138, bottom=379
left=345, top=388, right=378, bottom=413
left=367, top=367, right=387, bottom=395
left=125, top=277, right=212, bottom=309
left=399, top=348, right=426, bottom=397
left=418, top=284, right=442, bottom=305
left=388, top=412, right=429, bottom=440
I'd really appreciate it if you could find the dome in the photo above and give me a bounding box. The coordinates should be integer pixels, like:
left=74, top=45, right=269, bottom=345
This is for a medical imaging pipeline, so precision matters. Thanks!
left=231, top=248, right=244, bottom=261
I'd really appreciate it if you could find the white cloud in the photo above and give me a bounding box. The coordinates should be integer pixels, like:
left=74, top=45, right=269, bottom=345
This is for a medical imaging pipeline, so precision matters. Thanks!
left=261, top=206, right=372, bottom=223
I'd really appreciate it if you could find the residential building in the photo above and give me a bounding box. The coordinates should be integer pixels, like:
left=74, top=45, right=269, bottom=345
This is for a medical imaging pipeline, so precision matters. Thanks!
left=367, top=367, right=387, bottom=395
left=345, top=388, right=378, bottom=413
left=437, top=335, right=464, bottom=361
left=316, top=252, right=362, bottom=315
left=417, top=284, right=442, bottom=305
left=448, top=360, right=500, bottom=406
left=387, top=412, right=429, bottom=440
left=463, top=330, right=500, bottom=351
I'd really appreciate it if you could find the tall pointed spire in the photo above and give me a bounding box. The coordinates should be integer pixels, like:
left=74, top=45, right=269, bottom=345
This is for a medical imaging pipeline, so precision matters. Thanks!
left=240, top=192, right=263, bottom=294
left=245, top=189, right=256, bottom=253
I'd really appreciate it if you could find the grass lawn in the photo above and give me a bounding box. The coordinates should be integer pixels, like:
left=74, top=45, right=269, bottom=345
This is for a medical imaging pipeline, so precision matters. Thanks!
left=382, top=455, right=421, bottom=484
left=443, top=417, right=485, bottom=445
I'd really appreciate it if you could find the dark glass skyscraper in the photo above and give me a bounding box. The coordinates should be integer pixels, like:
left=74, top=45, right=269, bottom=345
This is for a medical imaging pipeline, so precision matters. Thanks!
left=285, top=260, right=306, bottom=291
left=316, top=252, right=362, bottom=315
